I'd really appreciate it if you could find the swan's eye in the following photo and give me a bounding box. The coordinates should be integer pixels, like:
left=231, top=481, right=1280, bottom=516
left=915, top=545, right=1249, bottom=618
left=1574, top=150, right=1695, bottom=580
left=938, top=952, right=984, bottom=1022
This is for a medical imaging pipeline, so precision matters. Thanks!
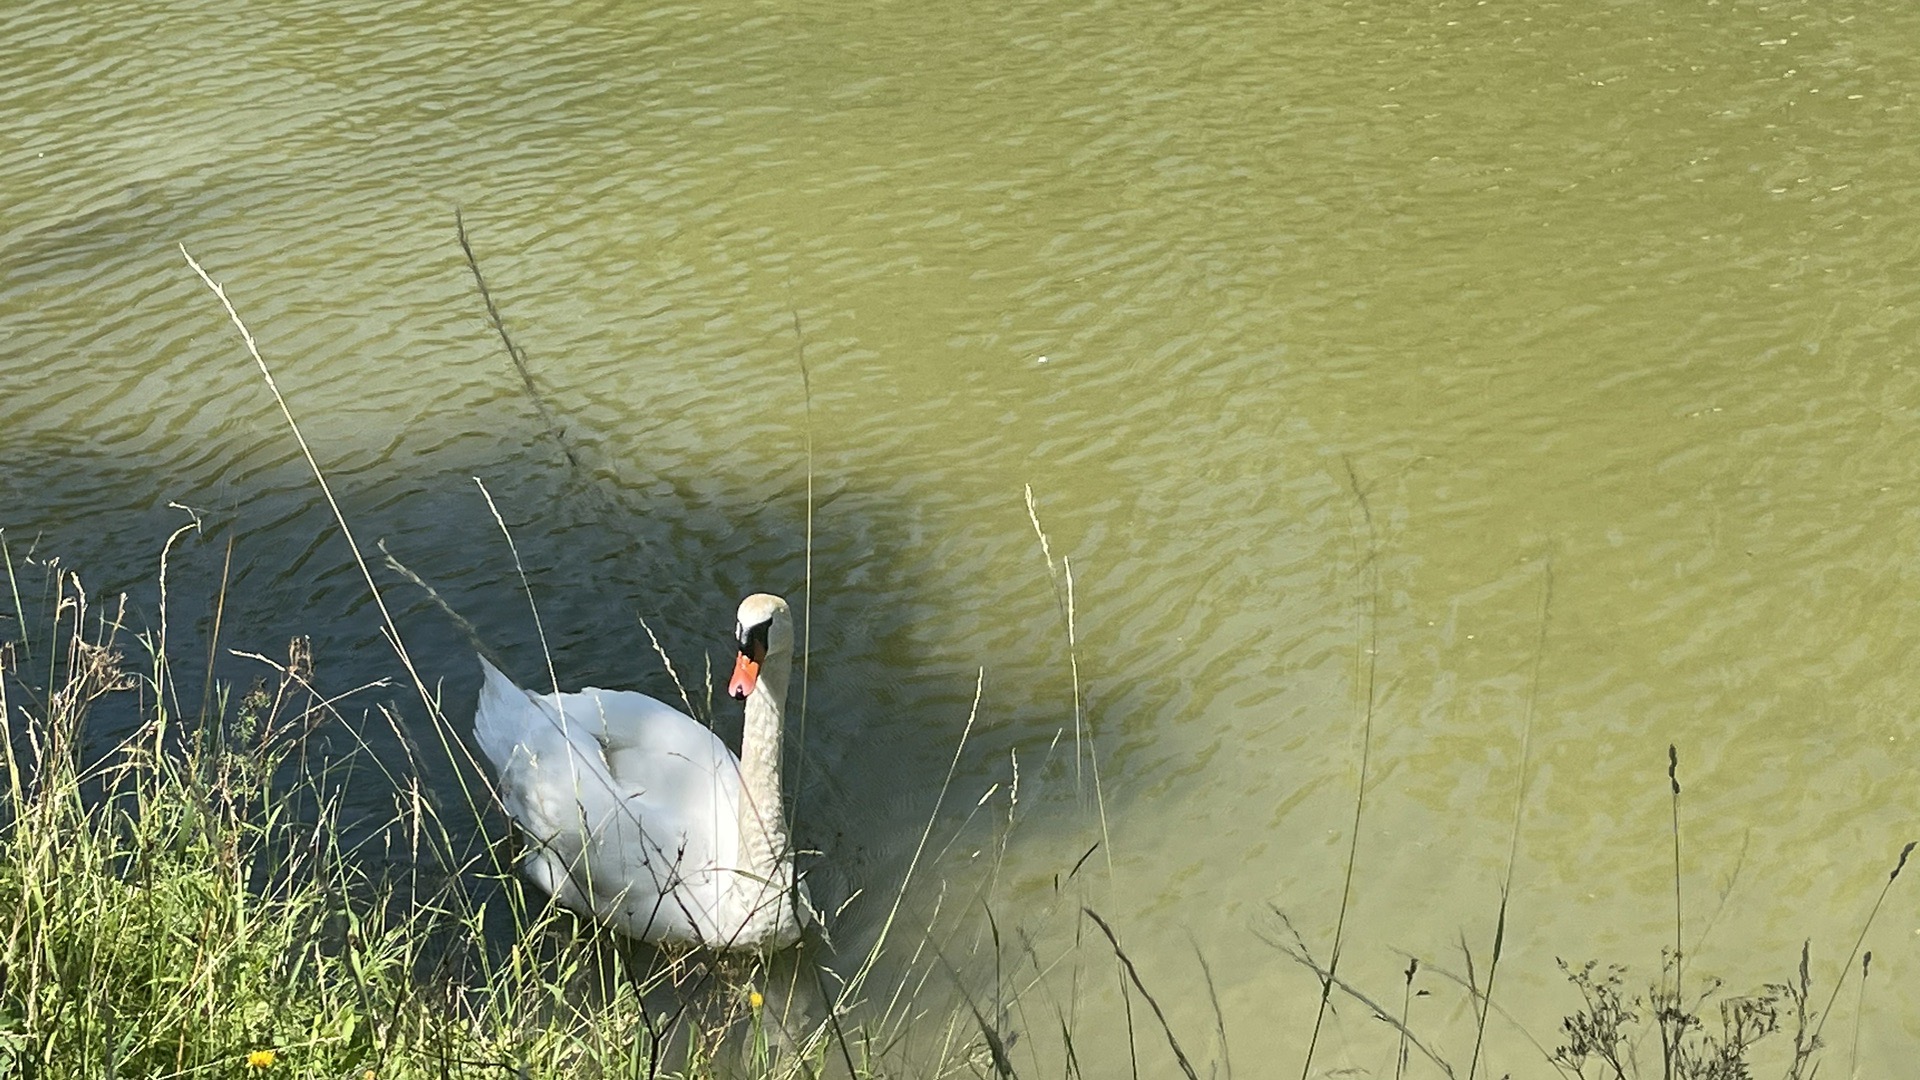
left=737, top=619, right=770, bottom=660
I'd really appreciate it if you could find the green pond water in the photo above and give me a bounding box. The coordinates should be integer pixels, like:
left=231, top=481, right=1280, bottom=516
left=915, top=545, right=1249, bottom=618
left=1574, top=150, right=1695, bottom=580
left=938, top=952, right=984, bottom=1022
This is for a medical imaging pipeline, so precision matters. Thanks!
left=6, top=0, right=1920, bottom=1071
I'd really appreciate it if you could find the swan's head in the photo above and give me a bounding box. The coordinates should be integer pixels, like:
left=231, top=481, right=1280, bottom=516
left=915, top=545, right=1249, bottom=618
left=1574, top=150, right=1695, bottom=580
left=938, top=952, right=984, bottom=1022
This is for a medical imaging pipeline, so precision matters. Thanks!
left=728, top=593, right=793, bottom=700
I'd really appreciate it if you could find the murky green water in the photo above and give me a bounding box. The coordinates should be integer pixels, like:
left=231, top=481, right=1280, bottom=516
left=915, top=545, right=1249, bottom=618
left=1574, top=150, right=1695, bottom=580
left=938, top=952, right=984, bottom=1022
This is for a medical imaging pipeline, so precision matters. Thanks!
left=7, top=0, right=1920, bottom=1071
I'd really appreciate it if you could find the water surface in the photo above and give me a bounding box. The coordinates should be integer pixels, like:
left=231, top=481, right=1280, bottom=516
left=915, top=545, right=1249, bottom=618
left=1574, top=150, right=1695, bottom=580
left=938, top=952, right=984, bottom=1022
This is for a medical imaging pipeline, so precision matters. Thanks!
left=6, top=0, right=1920, bottom=1071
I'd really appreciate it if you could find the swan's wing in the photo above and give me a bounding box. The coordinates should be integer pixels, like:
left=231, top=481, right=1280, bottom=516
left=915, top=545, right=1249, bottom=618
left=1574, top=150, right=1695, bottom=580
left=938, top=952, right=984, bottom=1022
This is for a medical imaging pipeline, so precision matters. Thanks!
left=472, top=657, right=747, bottom=942
left=476, top=656, right=728, bottom=797
left=563, top=687, right=735, bottom=786
left=547, top=685, right=747, bottom=876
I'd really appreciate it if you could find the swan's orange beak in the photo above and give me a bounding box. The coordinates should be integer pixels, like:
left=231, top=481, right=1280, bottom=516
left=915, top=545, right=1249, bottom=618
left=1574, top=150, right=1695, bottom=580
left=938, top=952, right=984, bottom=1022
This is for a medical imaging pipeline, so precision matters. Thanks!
left=729, top=651, right=761, bottom=700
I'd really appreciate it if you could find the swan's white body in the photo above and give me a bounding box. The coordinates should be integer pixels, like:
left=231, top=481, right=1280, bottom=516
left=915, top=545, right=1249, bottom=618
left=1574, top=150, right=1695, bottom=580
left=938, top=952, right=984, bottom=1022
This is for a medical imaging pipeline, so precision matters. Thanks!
left=472, top=595, right=805, bottom=950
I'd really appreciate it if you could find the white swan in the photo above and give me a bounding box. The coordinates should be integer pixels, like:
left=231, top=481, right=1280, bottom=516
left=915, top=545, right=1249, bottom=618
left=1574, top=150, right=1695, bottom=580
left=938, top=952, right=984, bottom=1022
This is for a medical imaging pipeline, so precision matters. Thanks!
left=473, top=594, right=806, bottom=949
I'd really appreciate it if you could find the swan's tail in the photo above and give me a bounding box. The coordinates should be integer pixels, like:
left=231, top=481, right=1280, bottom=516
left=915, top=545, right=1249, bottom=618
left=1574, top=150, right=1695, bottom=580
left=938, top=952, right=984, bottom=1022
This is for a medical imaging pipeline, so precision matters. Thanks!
left=473, top=654, right=534, bottom=772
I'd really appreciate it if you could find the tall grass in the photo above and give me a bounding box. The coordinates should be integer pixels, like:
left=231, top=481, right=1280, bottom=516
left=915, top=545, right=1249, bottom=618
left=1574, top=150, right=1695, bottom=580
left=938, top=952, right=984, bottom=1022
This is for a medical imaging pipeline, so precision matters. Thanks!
left=0, top=545, right=858, bottom=1078
left=1270, top=729, right=1913, bottom=1079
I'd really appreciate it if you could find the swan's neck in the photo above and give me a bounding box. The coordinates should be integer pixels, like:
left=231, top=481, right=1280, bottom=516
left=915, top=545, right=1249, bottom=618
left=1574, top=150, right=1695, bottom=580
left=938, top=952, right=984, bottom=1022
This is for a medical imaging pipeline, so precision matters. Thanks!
left=736, top=655, right=793, bottom=884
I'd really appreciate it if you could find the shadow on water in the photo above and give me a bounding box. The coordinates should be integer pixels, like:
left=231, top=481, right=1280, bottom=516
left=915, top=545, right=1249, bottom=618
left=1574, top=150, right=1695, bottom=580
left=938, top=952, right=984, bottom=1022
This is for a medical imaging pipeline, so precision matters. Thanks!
left=0, top=186, right=1110, bottom=1065
left=0, top=313, right=1078, bottom=1056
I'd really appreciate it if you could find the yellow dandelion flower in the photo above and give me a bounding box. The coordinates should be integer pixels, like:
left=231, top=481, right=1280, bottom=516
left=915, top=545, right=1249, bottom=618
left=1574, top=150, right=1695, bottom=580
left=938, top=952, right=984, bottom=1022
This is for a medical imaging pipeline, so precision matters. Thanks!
left=246, top=1049, right=277, bottom=1069
left=749, top=990, right=764, bottom=1010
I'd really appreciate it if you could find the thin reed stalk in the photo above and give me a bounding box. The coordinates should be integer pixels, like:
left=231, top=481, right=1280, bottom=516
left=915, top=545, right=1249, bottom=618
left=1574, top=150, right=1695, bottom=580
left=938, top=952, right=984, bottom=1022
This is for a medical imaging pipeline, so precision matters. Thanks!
left=1848, top=951, right=1870, bottom=1078
left=1023, top=486, right=1112, bottom=888
left=1807, top=841, right=1913, bottom=1055
left=1465, top=555, right=1552, bottom=1080
left=1085, top=909, right=1199, bottom=1080
left=1299, top=458, right=1386, bottom=1079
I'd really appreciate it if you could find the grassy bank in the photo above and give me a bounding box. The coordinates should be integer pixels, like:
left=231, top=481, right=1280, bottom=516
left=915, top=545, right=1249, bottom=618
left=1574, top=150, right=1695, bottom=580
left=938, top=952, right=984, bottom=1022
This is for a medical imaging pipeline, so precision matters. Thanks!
left=0, top=548, right=857, bottom=1079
